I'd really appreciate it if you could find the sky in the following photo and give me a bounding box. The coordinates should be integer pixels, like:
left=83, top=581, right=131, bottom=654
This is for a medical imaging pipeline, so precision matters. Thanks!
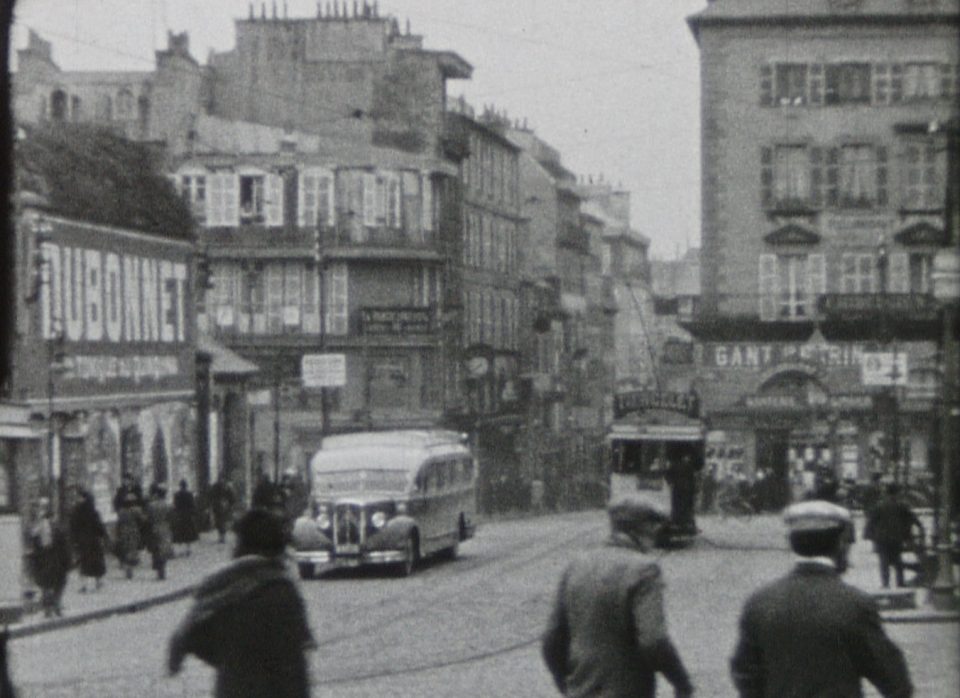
left=11, top=0, right=708, bottom=259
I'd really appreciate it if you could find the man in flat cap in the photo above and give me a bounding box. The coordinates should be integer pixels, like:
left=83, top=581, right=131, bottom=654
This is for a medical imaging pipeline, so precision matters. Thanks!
left=542, top=497, right=694, bottom=698
left=730, top=500, right=912, bottom=698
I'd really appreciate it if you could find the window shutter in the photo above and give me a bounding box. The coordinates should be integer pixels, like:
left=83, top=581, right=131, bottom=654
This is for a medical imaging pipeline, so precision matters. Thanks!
left=888, top=252, right=909, bottom=294
left=826, top=148, right=840, bottom=208
left=940, top=63, right=954, bottom=99
left=759, top=254, right=778, bottom=321
left=362, top=173, right=377, bottom=226
left=319, top=174, right=334, bottom=227
left=891, top=64, right=903, bottom=103
left=265, top=173, right=284, bottom=227
left=222, top=174, right=239, bottom=227
left=206, top=174, right=222, bottom=226
left=761, top=147, right=773, bottom=209
left=421, top=172, right=433, bottom=232
left=298, top=171, right=316, bottom=227
left=809, top=147, right=824, bottom=208
left=873, top=63, right=890, bottom=105
left=760, top=64, right=773, bottom=106
left=807, top=254, right=826, bottom=300
left=876, top=146, right=888, bottom=207
left=809, top=63, right=824, bottom=106
left=375, top=174, right=387, bottom=222
left=324, top=263, right=349, bottom=335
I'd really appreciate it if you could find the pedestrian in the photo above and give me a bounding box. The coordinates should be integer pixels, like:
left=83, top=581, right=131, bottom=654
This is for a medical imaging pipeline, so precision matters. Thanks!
left=112, top=473, right=145, bottom=514
left=208, top=477, right=236, bottom=544
left=68, top=489, right=108, bottom=592
left=171, top=479, right=199, bottom=557
left=115, top=491, right=145, bottom=579
left=730, top=500, right=912, bottom=697
left=167, top=508, right=315, bottom=697
left=541, top=496, right=694, bottom=698
left=146, top=483, right=174, bottom=580
left=28, top=497, right=71, bottom=618
left=864, top=483, right=923, bottom=589
left=860, top=472, right=884, bottom=518
left=664, top=453, right=699, bottom=534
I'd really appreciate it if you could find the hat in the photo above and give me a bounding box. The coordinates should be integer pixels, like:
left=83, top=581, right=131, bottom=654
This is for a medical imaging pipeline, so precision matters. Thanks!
left=783, top=500, right=852, bottom=533
left=607, top=496, right=669, bottom=530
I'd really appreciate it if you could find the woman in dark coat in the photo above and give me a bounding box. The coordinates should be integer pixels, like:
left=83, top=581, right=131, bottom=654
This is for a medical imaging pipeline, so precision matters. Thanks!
left=172, top=479, right=199, bottom=556
left=146, top=484, right=174, bottom=580
left=115, top=491, right=145, bottom=579
left=68, top=489, right=108, bottom=592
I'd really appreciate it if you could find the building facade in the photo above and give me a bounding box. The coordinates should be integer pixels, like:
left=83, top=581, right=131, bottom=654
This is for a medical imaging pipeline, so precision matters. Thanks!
left=688, top=0, right=959, bottom=507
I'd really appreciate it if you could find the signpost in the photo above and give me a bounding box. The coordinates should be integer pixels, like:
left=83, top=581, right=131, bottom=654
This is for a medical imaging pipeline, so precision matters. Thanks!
left=860, top=351, right=908, bottom=387
left=301, top=353, right=346, bottom=454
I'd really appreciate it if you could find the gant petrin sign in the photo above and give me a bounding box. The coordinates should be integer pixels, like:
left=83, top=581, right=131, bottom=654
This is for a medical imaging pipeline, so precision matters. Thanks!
left=34, top=218, right=194, bottom=395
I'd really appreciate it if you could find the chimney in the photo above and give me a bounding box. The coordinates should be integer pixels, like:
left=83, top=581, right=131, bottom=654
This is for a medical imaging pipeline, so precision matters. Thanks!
left=284, top=2, right=288, bottom=19
left=250, top=3, right=255, bottom=19
left=353, top=1, right=358, bottom=18
left=373, top=0, right=379, bottom=17
left=261, top=4, right=266, bottom=20
left=272, top=1, right=277, bottom=20
left=405, top=18, right=411, bottom=34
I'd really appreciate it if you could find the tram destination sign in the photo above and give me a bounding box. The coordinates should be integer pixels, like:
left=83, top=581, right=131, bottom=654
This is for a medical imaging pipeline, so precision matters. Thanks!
left=613, top=390, right=699, bottom=419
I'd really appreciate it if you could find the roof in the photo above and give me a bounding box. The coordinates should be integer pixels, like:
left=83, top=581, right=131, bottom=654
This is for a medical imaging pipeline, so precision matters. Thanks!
left=688, top=0, right=960, bottom=38
left=197, top=334, right=260, bottom=376
left=311, top=430, right=471, bottom=473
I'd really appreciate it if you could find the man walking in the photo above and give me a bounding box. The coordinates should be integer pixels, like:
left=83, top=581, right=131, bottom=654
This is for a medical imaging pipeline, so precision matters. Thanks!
left=730, top=500, right=912, bottom=697
left=168, top=508, right=315, bottom=697
left=542, top=497, right=694, bottom=697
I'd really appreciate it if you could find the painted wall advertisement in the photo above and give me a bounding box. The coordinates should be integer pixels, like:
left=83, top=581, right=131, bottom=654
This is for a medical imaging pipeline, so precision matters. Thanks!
left=28, top=217, right=195, bottom=400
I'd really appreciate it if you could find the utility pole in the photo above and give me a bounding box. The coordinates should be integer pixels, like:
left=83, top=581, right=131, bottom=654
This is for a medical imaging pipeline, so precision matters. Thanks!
left=930, top=116, right=959, bottom=609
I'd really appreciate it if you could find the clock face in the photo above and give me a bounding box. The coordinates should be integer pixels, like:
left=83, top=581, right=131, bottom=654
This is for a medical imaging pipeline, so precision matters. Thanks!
left=466, top=356, right=489, bottom=378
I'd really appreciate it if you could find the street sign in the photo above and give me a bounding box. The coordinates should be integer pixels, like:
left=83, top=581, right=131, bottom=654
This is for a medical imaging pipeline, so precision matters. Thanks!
left=301, top=353, right=346, bottom=388
left=861, top=351, right=909, bottom=386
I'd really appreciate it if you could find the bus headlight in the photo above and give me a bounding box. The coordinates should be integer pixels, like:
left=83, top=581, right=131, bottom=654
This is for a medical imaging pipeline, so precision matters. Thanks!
left=396, top=502, right=407, bottom=515
left=370, top=511, right=387, bottom=529
left=316, top=512, right=331, bottom=530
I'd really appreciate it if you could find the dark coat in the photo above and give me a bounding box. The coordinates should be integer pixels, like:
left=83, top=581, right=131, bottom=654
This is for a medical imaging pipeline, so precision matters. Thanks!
left=115, top=504, right=144, bottom=565
left=145, top=499, right=174, bottom=565
left=542, top=534, right=692, bottom=698
left=29, top=519, right=71, bottom=592
left=168, top=555, right=314, bottom=698
left=865, top=496, right=920, bottom=552
left=171, top=489, right=199, bottom=544
left=731, top=562, right=912, bottom=698
left=69, top=498, right=107, bottom=578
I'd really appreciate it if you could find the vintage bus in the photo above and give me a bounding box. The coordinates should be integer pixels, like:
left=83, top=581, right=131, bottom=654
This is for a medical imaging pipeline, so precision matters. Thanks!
left=290, top=430, right=477, bottom=578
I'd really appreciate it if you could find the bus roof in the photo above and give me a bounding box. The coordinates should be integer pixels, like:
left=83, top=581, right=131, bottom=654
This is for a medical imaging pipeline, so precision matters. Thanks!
left=310, top=430, right=472, bottom=474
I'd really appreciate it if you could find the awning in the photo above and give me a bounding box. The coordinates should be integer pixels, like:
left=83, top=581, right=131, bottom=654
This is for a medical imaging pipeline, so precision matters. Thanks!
left=606, top=423, right=704, bottom=442
left=197, top=334, right=260, bottom=377
left=0, top=403, right=41, bottom=439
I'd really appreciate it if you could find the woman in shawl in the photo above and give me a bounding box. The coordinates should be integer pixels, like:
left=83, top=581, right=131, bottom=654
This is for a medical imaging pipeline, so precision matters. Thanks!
left=29, top=497, right=71, bottom=617
left=68, top=489, right=108, bottom=592
left=171, top=479, right=199, bottom=556
left=115, top=490, right=145, bottom=579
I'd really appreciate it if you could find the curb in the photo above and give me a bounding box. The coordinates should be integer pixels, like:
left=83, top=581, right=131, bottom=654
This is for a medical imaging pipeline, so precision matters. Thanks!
left=8, top=584, right=197, bottom=640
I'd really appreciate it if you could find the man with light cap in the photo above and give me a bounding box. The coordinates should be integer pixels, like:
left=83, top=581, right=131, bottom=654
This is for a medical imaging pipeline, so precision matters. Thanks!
left=542, top=496, right=694, bottom=697
left=730, top=500, right=912, bottom=698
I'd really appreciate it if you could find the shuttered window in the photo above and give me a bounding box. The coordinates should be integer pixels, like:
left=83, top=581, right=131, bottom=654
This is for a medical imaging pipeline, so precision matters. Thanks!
left=324, top=263, right=349, bottom=335
left=298, top=168, right=335, bottom=227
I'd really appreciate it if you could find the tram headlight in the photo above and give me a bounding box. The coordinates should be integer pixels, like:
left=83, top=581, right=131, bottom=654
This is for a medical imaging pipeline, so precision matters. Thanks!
left=370, top=511, right=387, bottom=529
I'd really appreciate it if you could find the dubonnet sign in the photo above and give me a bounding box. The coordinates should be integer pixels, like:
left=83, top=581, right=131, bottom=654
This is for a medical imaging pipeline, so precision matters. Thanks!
left=613, top=390, right=700, bottom=419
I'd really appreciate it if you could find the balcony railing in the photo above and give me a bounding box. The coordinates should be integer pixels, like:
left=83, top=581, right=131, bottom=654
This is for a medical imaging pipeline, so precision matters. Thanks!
left=321, top=220, right=437, bottom=251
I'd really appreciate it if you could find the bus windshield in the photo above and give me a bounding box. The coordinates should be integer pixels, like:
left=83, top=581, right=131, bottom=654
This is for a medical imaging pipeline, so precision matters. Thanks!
left=313, top=469, right=409, bottom=494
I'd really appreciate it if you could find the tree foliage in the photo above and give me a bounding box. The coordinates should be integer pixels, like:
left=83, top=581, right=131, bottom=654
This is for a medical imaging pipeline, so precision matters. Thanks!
left=15, top=123, right=195, bottom=241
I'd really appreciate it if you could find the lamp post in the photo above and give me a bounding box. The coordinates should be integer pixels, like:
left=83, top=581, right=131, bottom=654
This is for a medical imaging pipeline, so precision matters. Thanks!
left=875, top=240, right=902, bottom=480
left=930, top=117, right=959, bottom=609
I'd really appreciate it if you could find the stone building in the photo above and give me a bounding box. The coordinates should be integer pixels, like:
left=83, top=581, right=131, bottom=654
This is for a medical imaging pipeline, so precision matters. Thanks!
left=687, top=0, right=959, bottom=508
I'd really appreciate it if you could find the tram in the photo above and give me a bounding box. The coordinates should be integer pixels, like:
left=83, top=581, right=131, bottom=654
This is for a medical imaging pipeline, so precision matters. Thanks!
left=607, top=389, right=705, bottom=547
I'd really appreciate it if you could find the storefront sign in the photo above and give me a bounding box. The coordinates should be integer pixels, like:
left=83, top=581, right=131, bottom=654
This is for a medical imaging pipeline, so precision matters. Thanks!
left=744, top=393, right=873, bottom=411
left=704, top=342, right=868, bottom=369
left=818, top=294, right=938, bottom=320
left=32, top=218, right=195, bottom=399
left=613, top=390, right=699, bottom=419
left=360, top=307, right=433, bottom=335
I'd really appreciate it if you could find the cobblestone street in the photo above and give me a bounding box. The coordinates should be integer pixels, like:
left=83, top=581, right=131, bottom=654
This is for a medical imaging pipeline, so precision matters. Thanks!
left=7, top=511, right=958, bottom=697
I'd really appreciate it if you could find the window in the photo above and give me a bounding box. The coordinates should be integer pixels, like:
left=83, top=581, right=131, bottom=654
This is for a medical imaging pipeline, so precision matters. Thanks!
left=239, top=174, right=265, bottom=223
left=116, top=88, right=134, bottom=119
left=903, top=63, right=941, bottom=100
left=841, top=254, right=877, bottom=293
left=825, top=63, right=872, bottom=105
left=298, top=168, right=335, bottom=227
left=839, top=145, right=879, bottom=207
left=324, top=263, right=349, bottom=335
left=775, top=64, right=808, bottom=105
left=758, top=254, right=825, bottom=321
left=180, top=174, right=207, bottom=222
left=901, top=140, right=945, bottom=211
left=773, top=145, right=810, bottom=205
